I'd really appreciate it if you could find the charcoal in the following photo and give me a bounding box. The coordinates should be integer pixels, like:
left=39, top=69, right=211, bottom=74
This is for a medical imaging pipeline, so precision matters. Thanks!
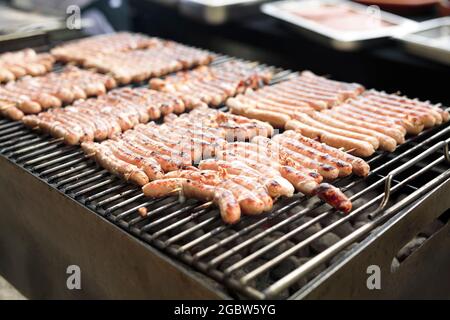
left=287, top=216, right=322, bottom=242
left=320, top=214, right=354, bottom=238
left=418, top=220, right=445, bottom=238
left=249, top=237, right=273, bottom=255
left=215, top=229, right=237, bottom=241
left=390, top=257, right=400, bottom=273
left=306, top=262, right=327, bottom=282
left=290, top=278, right=308, bottom=295
left=219, top=254, right=243, bottom=272
left=244, top=228, right=265, bottom=240
left=328, top=242, right=360, bottom=265
left=310, top=232, right=341, bottom=253
left=352, top=221, right=367, bottom=230
left=294, top=244, right=311, bottom=258
left=396, top=237, right=427, bottom=262
left=329, top=249, right=349, bottom=266
left=265, top=240, right=295, bottom=260
left=243, top=258, right=271, bottom=290
left=270, top=256, right=300, bottom=281
left=231, top=269, right=256, bottom=288
left=353, top=211, right=372, bottom=223
left=288, top=257, right=310, bottom=293
left=178, top=221, right=204, bottom=243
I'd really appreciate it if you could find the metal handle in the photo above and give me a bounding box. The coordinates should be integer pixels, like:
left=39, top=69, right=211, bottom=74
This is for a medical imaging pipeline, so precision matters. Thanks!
left=371, top=138, right=450, bottom=218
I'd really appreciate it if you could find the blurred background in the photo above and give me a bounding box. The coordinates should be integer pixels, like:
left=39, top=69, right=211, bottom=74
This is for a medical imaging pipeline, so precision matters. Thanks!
left=0, top=0, right=449, bottom=100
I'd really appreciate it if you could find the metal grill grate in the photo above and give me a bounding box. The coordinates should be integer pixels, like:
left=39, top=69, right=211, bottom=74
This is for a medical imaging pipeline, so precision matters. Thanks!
left=1, top=55, right=450, bottom=299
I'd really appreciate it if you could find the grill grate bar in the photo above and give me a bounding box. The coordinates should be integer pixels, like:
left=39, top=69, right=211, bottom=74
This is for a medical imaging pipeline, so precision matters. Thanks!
left=72, top=178, right=118, bottom=199
left=139, top=202, right=201, bottom=231
left=18, top=145, right=72, bottom=164
left=115, top=199, right=178, bottom=221
left=240, top=147, right=448, bottom=288
left=44, top=162, right=93, bottom=180
left=0, top=133, right=37, bottom=149
left=63, top=171, right=109, bottom=192
left=104, top=193, right=145, bottom=214
left=0, top=123, right=25, bottom=136
left=56, top=168, right=104, bottom=187
left=150, top=204, right=214, bottom=241
left=23, top=149, right=83, bottom=167
left=91, top=186, right=139, bottom=208
left=9, top=138, right=64, bottom=157
left=1, top=137, right=44, bottom=153
left=33, top=151, right=85, bottom=171
left=0, top=130, right=32, bottom=143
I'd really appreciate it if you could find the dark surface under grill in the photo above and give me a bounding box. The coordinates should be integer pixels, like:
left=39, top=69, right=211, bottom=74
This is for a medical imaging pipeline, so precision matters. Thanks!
left=1, top=38, right=450, bottom=300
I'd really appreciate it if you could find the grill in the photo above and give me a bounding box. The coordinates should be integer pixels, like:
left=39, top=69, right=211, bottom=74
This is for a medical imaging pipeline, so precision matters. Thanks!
left=1, top=38, right=450, bottom=300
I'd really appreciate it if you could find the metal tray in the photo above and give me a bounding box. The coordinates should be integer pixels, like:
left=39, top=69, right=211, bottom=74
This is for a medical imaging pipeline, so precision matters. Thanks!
left=261, top=0, right=417, bottom=51
left=178, top=0, right=271, bottom=25
left=395, top=17, right=450, bottom=66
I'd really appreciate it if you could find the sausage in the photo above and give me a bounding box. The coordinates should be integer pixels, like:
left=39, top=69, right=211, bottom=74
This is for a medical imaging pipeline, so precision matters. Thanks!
left=229, top=175, right=273, bottom=212
left=363, top=93, right=437, bottom=128
left=365, top=90, right=447, bottom=124
left=82, top=141, right=149, bottom=185
left=213, top=186, right=241, bottom=224
left=282, top=130, right=370, bottom=177
left=313, top=183, right=352, bottom=213
left=229, top=99, right=291, bottom=128
left=268, top=135, right=353, bottom=178
left=248, top=137, right=336, bottom=180
left=359, top=96, right=435, bottom=128
left=293, top=112, right=380, bottom=149
left=348, top=99, right=424, bottom=135
left=310, top=111, right=397, bottom=152
left=218, top=179, right=266, bottom=215
left=215, top=152, right=295, bottom=198
left=102, top=140, right=164, bottom=180
left=285, top=119, right=375, bottom=157
left=323, top=108, right=405, bottom=144
left=278, top=165, right=318, bottom=195
left=142, top=178, right=182, bottom=198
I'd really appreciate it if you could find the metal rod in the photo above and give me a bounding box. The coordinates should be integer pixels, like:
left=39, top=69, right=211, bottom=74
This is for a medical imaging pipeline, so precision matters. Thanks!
left=165, top=216, right=218, bottom=246
left=64, top=173, right=110, bottom=193
left=72, top=178, right=118, bottom=198
left=372, top=139, right=450, bottom=218
left=0, top=124, right=24, bottom=136
left=104, top=193, right=145, bottom=214
left=14, top=143, right=65, bottom=162
left=1, top=137, right=43, bottom=153
left=0, top=130, right=33, bottom=143
left=149, top=204, right=213, bottom=241
left=0, top=134, right=36, bottom=149
left=44, top=162, right=92, bottom=180
left=56, top=168, right=102, bottom=187
left=9, top=138, right=64, bottom=156
left=139, top=202, right=201, bottom=232
left=114, top=199, right=173, bottom=221
left=88, top=185, right=137, bottom=206
left=94, top=187, right=139, bottom=208
left=191, top=197, right=308, bottom=260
